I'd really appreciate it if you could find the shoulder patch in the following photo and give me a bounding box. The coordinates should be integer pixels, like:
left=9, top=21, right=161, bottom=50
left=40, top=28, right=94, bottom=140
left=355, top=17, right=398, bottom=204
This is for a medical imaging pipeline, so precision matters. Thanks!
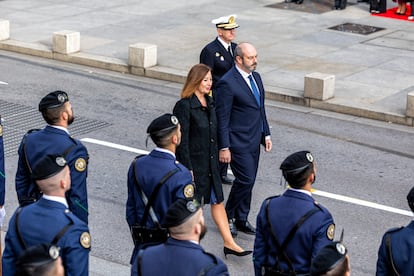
left=327, top=224, right=335, bottom=240
left=183, top=184, right=195, bottom=199
left=80, top=232, right=91, bottom=249
left=74, top=158, right=87, bottom=172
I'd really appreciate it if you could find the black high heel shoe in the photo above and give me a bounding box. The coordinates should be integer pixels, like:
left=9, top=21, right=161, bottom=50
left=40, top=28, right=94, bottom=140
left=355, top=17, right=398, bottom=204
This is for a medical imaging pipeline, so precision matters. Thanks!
left=223, top=247, right=252, bottom=258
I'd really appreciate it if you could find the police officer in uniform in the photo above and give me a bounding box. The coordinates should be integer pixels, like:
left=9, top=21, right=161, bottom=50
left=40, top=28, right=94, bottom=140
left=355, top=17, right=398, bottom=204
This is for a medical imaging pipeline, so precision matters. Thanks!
left=200, top=14, right=239, bottom=185
left=15, top=91, right=89, bottom=224
left=3, top=154, right=91, bottom=275
left=126, top=114, right=195, bottom=275
left=376, top=186, right=414, bottom=275
left=253, top=151, right=335, bottom=276
left=137, top=198, right=229, bottom=276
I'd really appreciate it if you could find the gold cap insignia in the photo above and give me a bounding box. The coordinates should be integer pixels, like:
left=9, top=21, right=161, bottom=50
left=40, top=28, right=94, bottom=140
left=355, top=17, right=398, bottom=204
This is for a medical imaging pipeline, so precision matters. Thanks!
left=183, top=184, right=195, bottom=199
left=80, top=232, right=91, bottom=249
left=327, top=224, right=335, bottom=240
left=75, top=158, right=87, bottom=172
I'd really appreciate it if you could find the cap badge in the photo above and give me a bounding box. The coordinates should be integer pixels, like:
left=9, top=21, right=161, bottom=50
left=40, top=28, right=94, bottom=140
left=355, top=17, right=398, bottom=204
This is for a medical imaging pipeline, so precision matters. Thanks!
left=228, top=16, right=235, bottom=24
left=57, top=93, right=67, bottom=103
left=55, top=156, right=66, bottom=167
left=49, top=245, right=60, bottom=260
left=336, top=243, right=346, bottom=255
left=186, top=201, right=198, bottom=213
left=171, top=115, right=179, bottom=125
left=306, top=152, right=314, bottom=162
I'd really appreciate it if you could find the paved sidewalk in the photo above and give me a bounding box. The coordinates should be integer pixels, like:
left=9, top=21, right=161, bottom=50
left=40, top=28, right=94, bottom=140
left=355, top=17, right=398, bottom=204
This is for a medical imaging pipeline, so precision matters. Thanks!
left=2, top=0, right=414, bottom=126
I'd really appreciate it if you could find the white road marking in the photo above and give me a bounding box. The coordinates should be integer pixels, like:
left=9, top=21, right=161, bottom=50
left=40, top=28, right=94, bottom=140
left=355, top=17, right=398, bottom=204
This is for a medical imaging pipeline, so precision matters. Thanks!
left=81, top=138, right=149, bottom=155
left=81, top=137, right=414, bottom=218
left=0, top=81, right=8, bottom=85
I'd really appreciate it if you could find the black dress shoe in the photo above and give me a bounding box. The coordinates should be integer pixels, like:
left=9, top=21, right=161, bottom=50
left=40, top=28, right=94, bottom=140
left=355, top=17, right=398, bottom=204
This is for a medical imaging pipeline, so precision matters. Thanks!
left=235, top=220, right=256, bottom=235
left=223, top=247, right=253, bottom=259
left=228, top=219, right=238, bottom=237
left=221, top=176, right=233, bottom=185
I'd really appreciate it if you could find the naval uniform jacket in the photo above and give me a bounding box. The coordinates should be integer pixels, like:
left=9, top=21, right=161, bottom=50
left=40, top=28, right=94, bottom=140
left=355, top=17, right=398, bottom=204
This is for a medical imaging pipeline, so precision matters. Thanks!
left=2, top=197, right=90, bottom=276
left=253, top=189, right=335, bottom=275
left=200, top=37, right=237, bottom=90
left=126, top=149, right=194, bottom=265
left=376, top=221, right=414, bottom=275
left=15, top=125, right=89, bottom=223
left=137, top=237, right=229, bottom=276
left=174, top=94, right=224, bottom=203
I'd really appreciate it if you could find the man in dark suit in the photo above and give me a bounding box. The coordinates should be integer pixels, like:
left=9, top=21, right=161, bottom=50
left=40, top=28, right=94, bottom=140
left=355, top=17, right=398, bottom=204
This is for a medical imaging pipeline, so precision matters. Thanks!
left=215, top=42, right=272, bottom=237
left=200, top=14, right=239, bottom=185
left=376, top=186, right=414, bottom=275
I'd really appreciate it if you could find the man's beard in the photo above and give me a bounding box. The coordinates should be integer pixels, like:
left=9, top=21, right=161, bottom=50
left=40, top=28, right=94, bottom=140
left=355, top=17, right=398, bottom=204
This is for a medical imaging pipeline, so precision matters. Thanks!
left=199, top=223, right=208, bottom=241
left=68, top=114, right=75, bottom=125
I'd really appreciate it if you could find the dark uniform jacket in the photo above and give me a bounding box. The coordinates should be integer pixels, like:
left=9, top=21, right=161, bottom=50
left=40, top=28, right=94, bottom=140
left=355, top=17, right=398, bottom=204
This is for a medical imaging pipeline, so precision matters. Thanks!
left=2, top=197, right=90, bottom=276
left=126, top=149, right=194, bottom=271
left=174, top=94, right=224, bottom=203
left=15, top=125, right=89, bottom=223
left=376, top=221, right=414, bottom=276
left=137, top=237, right=229, bottom=276
left=200, top=37, right=237, bottom=90
left=253, top=189, right=335, bottom=275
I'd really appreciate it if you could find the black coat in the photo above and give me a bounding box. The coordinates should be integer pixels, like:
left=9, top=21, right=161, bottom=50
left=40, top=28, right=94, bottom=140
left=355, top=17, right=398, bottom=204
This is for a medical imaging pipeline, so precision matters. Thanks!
left=173, top=94, right=224, bottom=203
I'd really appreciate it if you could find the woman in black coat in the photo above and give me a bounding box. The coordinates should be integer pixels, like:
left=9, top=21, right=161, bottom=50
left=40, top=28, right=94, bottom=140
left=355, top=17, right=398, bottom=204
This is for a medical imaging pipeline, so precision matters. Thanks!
left=173, top=64, right=250, bottom=257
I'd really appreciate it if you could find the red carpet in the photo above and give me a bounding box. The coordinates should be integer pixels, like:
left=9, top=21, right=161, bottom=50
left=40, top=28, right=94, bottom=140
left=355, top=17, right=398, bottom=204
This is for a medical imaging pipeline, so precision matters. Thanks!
left=371, top=4, right=413, bottom=21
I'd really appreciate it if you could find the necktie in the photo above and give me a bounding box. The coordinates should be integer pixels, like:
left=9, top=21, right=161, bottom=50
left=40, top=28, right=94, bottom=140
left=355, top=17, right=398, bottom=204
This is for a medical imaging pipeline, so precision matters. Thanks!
left=248, top=75, right=260, bottom=107
left=228, top=45, right=233, bottom=57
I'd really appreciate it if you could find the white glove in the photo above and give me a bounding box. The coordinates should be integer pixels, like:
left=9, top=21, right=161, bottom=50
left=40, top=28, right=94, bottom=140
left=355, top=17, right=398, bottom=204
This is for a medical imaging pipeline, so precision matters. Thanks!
left=0, top=207, right=6, bottom=228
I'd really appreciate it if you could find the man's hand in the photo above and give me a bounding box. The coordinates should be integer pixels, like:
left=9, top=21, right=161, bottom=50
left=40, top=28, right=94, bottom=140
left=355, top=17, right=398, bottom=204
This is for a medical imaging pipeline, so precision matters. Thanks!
left=265, top=139, right=272, bottom=152
left=219, top=149, right=231, bottom=163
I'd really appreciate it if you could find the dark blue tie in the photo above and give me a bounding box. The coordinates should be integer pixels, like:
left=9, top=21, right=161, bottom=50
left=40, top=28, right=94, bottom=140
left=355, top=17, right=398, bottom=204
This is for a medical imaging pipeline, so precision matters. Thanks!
left=248, top=75, right=260, bottom=107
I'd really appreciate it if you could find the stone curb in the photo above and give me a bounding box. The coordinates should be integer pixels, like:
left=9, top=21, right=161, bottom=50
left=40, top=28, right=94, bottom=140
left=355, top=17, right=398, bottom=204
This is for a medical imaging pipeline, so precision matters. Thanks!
left=1, top=39, right=413, bottom=127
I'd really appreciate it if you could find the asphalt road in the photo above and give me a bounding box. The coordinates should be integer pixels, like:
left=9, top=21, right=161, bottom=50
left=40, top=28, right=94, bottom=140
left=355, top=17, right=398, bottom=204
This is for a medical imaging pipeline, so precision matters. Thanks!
left=1, top=51, right=414, bottom=275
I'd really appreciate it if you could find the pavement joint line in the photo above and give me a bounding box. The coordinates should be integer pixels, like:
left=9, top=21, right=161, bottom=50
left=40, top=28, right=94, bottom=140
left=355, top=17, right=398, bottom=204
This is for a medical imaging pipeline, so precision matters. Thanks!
left=81, top=137, right=413, bottom=218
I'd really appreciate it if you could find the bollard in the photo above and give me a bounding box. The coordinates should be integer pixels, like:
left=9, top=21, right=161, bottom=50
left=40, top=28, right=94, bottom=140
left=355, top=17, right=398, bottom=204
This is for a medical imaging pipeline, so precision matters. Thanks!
left=0, top=19, right=10, bottom=41
left=304, top=72, right=335, bottom=101
left=128, top=43, right=157, bottom=68
left=53, top=30, right=80, bottom=54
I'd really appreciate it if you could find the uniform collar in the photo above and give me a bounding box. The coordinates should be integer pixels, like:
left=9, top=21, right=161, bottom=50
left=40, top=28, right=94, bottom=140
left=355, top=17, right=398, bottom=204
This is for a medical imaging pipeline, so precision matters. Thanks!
left=154, top=147, right=176, bottom=158
left=288, top=187, right=312, bottom=197
left=48, top=124, right=69, bottom=134
left=217, top=36, right=231, bottom=50
left=42, top=195, right=69, bottom=208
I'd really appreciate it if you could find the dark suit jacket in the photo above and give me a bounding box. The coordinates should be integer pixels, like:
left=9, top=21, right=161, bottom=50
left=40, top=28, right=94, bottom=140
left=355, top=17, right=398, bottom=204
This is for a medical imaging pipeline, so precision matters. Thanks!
left=200, top=38, right=237, bottom=90
left=215, top=66, right=271, bottom=153
left=173, top=94, right=224, bottom=203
